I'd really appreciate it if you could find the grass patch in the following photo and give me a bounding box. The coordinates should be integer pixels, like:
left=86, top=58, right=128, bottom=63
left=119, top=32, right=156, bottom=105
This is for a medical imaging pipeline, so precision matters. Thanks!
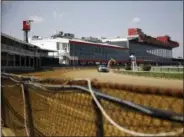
left=115, top=70, right=183, bottom=80
left=151, top=67, right=183, bottom=73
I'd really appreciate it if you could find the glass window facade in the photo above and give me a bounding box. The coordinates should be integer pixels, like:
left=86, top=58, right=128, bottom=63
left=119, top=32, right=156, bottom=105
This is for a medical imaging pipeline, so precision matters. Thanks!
left=69, top=42, right=129, bottom=61
left=129, top=43, right=173, bottom=61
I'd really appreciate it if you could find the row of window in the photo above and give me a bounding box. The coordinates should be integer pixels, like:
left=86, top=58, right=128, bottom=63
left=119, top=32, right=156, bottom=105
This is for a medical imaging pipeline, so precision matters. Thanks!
left=136, top=56, right=172, bottom=60
left=71, top=43, right=126, bottom=54
left=131, top=48, right=172, bottom=58
left=71, top=51, right=126, bottom=57
left=146, top=49, right=172, bottom=58
left=56, top=42, right=128, bottom=55
left=74, top=47, right=107, bottom=54
left=58, top=42, right=172, bottom=59
left=70, top=51, right=128, bottom=60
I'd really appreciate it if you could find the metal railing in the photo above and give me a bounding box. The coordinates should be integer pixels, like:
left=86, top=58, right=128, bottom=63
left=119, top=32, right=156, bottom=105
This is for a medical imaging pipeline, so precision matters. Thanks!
left=151, top=66, right=183, bottom=72
left=1, top=73, right=184, bottom=137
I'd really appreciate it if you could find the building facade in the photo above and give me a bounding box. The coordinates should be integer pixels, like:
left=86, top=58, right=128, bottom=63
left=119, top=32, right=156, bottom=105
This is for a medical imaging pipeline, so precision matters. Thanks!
left=102, top=28, right=179, bottom=65
left=1, top=33, right=57, bottom=72
left=69, top=40, right=129, bottom=65
left=29, top=28, right=180, bottom=66
left=128, top=40, right=173, bottom=64
left=30, top=36, right=130, bottom=65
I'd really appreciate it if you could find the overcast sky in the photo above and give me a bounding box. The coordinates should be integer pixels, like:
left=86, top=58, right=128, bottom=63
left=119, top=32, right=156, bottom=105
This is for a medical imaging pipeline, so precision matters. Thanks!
left=2, top=1, right=183, bottom=58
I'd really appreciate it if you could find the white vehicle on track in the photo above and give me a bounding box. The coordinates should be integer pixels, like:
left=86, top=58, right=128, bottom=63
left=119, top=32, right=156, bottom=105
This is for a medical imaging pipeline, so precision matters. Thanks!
left=97, top=65, right=109, bottom=72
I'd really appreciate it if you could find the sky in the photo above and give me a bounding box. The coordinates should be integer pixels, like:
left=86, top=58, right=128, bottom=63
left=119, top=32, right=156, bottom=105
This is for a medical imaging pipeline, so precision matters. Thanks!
left=2, top=1, right=183, bottom=58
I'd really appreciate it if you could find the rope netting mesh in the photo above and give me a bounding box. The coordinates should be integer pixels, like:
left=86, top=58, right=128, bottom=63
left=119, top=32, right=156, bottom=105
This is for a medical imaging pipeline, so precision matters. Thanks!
left=2, top=77, right=27, bottom=136
left=1, top=73, right=184, bottom=136
left=97, top=92, right=183, bottom=136
left=28, top=86, right=97, bottom=136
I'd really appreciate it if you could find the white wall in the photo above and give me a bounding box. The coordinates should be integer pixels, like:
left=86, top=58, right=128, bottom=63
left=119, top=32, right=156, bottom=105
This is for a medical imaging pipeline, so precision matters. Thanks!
left=30, top=41, right=57, bottom=51
left=30, top=38, right=70, bottom=62
left=30, top=40, right=58, bottom=58
left=29, top=38, right=69, bottom=51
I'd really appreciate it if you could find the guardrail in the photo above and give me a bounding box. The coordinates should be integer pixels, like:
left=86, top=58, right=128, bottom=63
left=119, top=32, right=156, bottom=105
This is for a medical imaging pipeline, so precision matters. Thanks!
left=1, top=73, right=183, bottom=137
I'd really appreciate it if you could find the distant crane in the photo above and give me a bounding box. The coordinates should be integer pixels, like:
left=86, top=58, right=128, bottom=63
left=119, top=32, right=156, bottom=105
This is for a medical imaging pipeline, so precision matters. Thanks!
left=107, top=58, right=116, bottom=70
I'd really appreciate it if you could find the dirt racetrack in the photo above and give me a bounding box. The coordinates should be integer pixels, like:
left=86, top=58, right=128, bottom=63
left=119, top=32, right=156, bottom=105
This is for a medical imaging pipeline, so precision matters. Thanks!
left=3, top=68, right=183, bottom=136
left=24, top=68, right=183, bottom=89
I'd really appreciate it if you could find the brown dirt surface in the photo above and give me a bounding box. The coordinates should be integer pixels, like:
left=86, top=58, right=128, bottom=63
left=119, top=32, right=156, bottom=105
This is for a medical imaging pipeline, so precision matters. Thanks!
left=2, top=69, right=184, bottom=136
left=2, top=78, right=183, bottom=136
left=24, top=68, right=183, bottom=89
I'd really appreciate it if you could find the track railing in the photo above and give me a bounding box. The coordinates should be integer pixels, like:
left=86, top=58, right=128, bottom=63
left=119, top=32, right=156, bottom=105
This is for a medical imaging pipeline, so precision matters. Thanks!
left=1, top=73, right=184, bottom=137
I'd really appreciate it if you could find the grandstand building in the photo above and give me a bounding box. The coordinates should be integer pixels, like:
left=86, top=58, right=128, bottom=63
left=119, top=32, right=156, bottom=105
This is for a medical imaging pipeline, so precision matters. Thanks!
left=1, top=33, right=57, bottom=72
left=29, top=28, right=180, bottom=66
left=102, top=28, right=179, bottom=65
left=29, top=32, right=129, bottom=65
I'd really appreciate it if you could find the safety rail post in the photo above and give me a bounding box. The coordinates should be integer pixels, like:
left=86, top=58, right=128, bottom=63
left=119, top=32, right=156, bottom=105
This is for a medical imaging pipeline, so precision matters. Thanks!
left=92, top=90, right=104, bottom=137
left=22, top=83, right=35, bottom=137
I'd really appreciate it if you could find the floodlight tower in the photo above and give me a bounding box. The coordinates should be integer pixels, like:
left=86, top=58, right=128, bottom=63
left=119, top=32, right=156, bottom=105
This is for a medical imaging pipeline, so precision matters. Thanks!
left=130, top=54, right=138, bottom=71
left=22, top=20, right=34, bottom=43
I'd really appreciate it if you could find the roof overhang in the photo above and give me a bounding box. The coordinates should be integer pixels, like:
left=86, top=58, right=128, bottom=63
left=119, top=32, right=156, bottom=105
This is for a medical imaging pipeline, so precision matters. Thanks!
left=69, top=39, right=128, bottom=50
left=39, top=48, right=57, bottom=52
left=1, top=33, right=38, bottom=48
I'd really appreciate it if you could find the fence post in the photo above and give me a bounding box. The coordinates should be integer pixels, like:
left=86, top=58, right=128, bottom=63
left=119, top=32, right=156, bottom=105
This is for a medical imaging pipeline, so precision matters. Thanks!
left=1, top=86, right=7, bottom=127
left=22, top=83, right=35, bottom=137
left=92, top=91, right=104, bottom=137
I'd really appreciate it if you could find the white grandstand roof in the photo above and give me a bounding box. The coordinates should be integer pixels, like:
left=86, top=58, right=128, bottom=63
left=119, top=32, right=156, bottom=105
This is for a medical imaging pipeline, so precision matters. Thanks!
left=30, top=36, right=127, bottom=49
left=101, top=35, right=139, bottom=42
left=2, top=33, right=56, bottom=52
left=30, top=37, right=70, bottom=43
left=2, top=33, right=37, bottom=47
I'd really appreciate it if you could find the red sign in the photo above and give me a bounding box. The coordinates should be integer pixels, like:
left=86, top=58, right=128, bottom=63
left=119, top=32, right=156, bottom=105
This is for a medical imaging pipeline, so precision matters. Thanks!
left=23, top=20, right=31, bottom=31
